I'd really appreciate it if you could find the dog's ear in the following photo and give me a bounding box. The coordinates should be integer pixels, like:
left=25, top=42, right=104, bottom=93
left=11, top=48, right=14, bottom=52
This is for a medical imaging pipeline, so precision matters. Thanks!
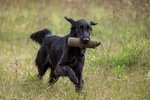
left=64, top=16, right=75, bottom=25
left=90, top=21, right=98, bottom=26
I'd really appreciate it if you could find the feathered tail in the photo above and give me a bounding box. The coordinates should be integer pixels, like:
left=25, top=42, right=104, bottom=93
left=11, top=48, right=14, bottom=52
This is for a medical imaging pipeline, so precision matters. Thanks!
left=30, top=28, right=52, bottom=45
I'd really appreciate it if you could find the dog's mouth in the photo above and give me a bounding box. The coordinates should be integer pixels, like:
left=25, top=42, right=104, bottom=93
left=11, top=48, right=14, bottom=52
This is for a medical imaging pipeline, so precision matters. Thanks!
left=80, top=37, right=90, bottom=44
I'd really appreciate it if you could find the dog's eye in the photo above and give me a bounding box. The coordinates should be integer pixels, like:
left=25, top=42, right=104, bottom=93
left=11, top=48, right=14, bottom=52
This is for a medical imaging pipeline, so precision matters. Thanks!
left=87, top=26, right=90, bottom=29
left=80, top=26, right=83, bottom=30
left=87, top=26, right=91, bottom=30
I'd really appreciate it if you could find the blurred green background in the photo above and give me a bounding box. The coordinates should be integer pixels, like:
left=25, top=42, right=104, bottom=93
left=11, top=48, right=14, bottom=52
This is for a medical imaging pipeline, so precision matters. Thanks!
left=0, top=0, right=150, bottom=99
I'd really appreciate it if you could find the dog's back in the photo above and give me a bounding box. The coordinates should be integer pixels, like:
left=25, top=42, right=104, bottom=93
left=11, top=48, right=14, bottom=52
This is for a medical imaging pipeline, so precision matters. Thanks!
left=44, top=35, right=69, bottom=66
left=30, top=28, right=69, bottom=67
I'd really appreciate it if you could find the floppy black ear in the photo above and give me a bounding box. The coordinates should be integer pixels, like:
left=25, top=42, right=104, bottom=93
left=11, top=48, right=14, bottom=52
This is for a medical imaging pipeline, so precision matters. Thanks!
left=90, top=21, right=98, bottom=26
left=64, top=16, right=75, bottom=25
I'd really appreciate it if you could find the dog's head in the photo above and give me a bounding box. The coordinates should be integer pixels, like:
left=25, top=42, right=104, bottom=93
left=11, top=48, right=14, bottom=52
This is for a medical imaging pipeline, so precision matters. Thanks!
left=65, top=16, right=97, bottom=44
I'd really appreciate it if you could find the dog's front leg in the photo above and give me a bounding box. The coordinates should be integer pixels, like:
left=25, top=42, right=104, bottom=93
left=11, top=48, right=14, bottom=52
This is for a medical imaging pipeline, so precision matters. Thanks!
left=54, top=65, right=79, bottom=85
left=49, top=68, right=58, bottom=85
left=73, top=56, right=85, bottom=92
left=53, top=49, right=79, bottom=86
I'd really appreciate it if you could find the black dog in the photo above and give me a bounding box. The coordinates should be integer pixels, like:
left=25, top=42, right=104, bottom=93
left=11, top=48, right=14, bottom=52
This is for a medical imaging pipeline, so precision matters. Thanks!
left=30, top=17, right=97, bottom=92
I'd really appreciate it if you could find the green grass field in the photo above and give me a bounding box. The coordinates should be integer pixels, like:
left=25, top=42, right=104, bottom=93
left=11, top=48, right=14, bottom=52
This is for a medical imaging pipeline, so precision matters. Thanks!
left=0, top=0, right=150, bottom=100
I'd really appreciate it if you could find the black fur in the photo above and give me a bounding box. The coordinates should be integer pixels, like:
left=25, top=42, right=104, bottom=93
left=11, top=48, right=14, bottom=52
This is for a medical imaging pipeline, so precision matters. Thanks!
left=30, top=17, right=97, bottom=92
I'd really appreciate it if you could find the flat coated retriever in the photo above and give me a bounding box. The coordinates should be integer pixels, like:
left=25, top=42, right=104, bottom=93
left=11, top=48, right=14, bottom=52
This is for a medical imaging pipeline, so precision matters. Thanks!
left=30, top=17, right=97, bottom=92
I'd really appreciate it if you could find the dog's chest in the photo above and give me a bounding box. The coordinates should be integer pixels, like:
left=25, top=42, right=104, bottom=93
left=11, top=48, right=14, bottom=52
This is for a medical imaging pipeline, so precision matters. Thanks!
left=67, top=48, right=82, bottom=66
left=67, top=56, right=77, bottom=67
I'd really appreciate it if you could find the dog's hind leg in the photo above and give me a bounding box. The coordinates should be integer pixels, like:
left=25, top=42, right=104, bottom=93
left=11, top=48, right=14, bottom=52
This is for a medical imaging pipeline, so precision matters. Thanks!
left=37, top=59, right=50, bottom=79
left=35, top=46, right=49, bottom=79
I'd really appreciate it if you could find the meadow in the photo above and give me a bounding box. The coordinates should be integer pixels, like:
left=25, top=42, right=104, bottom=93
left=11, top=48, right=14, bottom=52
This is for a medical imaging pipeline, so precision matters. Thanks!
left=0, top=0, right=150, bottom=100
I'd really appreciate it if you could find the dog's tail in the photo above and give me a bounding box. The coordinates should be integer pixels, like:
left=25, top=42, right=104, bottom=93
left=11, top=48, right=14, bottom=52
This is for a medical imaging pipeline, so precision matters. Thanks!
left=30, top=28, right=52, bottom=45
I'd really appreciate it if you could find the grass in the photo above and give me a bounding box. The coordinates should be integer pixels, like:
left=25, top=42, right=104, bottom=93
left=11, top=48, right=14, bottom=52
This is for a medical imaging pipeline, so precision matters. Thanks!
left=0, top=0, right=150, bottom=100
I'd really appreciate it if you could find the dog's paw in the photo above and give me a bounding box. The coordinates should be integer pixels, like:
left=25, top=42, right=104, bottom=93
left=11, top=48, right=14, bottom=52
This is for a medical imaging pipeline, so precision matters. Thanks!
left=49, top=78, right=58, bottom=86
left=75, top=86, right=83, bottom=93
left=37, top=75, right=43, bottom=80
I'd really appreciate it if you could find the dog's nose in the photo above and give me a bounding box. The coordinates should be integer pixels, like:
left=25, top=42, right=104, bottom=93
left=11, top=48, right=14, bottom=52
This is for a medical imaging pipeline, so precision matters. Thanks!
left=81, top=37, right=90, bottom=44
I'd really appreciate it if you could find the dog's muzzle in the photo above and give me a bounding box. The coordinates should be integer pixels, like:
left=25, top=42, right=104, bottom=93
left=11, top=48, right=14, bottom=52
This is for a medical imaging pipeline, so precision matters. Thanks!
left=80, top=36, right=90, bottom=44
